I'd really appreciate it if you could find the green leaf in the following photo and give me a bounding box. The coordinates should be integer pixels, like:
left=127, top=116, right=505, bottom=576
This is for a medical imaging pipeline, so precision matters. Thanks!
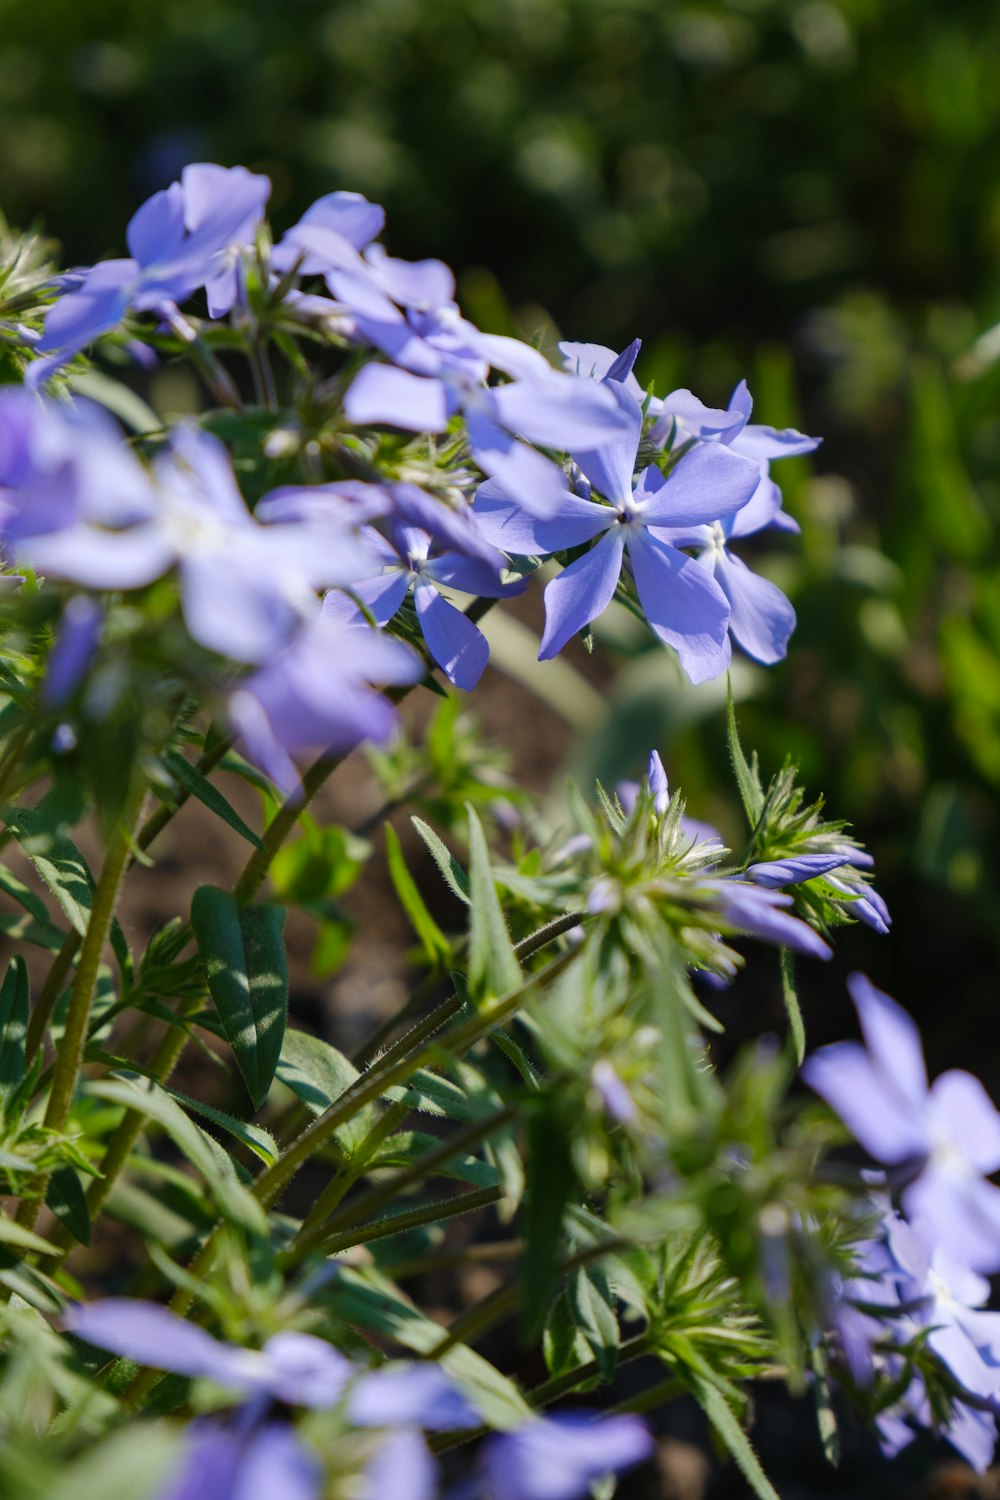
left=368, top=1131, right=502, bottom=1189
left=329, top=1266, right=531, bottom=1430
left=779, top=948, right=805, bottom=1064
left=687, top=1371, right=780, bottom=1500
left=568, top=1264, right=620, bottom=1379
left=87, top=1074, right=266, bottom=1233
left=385, top=824, right=451, bottom=964
left=163, top=1086, right=278, bottom=1166
left=411, top=816, right=470, bottom=904
left=160, top=750, right=265, bottom=850
left=190, top=886, right=288, bottom=1110
left=65, top=371, right=161, bottom=434
left=275, top=1028, right=375, bottom=1152
left=725, top=677, right=764, bottom=827
left=521, top=1104, right=574, bottom=1339
left=0, top=862, right=53, bottom=929
left=466, top=805, right=521, bottom=1005
left=0, top=1215, right=59, bottom=1255
left=46, top=1167, right=91, bottom=1246
left=3, top=805, right=94, bottom=936
left=0, top=955, right=29, bottom=1103
left=544, top=1288, right=594, bottom=1378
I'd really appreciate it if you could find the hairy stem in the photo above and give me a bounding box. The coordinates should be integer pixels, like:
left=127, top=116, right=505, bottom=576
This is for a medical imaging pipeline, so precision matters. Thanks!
left=288, top=1103, right=517, bottom=1261
left=16, top=777, right=147, bottom=1228
left=310, top=1184, right=503, bottom=1258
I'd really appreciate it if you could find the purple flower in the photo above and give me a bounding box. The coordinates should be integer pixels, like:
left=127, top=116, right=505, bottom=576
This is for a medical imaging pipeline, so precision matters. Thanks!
left=271, top=191, right=385, bottom=278
left=229, top=610, right=423, bottom=792
left=324, top=522, right=525, bottom=690
left=747, top=845, right=891, bottom=935
left=304, top=250, right=633, bottom=519
left=41, top=595, right=103, bottom=707
left=802, top=975, right=1000, bottom=1271
left=590, top=1059, right=638, bottom=1125
left=20, top=424, right=375, bottom=665
left=474, top=382, right=760, bottom=682
left=479, top=1413, right=653, bottom=1500
left=66, top=1299, right=479, bottom=1500
left=31, top=164, right=270, bottom=382
left=707, top=879, right=832, bottom=961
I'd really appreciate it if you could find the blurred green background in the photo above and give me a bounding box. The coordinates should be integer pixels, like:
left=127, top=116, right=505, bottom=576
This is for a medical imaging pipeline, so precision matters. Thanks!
left=2, top=0, right=1000, bottom=1053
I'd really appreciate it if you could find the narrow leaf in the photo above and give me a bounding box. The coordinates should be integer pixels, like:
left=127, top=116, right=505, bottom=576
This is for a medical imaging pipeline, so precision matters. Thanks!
left=779, top=948, right=806, bottom=1064
left=276, top=1028, right=375, bottom=1151
left=0, top=955, right=29, bottom=1101
left=385, top=824, right=450, bottom=964
left=190, top=886, right=288, bottom=1110
left=0, top=1215, right=59, bottom=1255
left=569, top=1264, right=620, bottom=1379
left=161, top=749, right=265, bottom=850
left=46, top=1166, right=92, bottom=1246
left=3, top=805, right=94, bottom=935
left=521, top=1105, right=574, bottom=1339
left=411, top=817, right=471, bottom=904
left=466, top=805, right=521, bottom=1005
left=87, top=1074, right=266, bottom=1233
left=725, top=677, right=764, bottom=826
left=688, top=1372, right=780, bottom=1500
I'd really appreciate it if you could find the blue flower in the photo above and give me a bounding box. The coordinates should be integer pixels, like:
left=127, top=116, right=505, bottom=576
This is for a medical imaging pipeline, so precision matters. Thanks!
left=474, top=377, right=759, bottom=681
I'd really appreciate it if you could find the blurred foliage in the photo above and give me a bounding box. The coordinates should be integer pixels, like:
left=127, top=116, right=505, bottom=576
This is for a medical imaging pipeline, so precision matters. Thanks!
left=1, top=0, right=1000, bottom=1054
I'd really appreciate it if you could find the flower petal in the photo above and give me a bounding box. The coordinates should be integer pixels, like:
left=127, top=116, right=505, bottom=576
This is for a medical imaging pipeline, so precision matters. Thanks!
left=414, top=581, right=490, bottom=689
left=625, top=529, right=731, bottom=684
left=713, top=550, right=796, bottom=665
left=344, top=365, right=448, bottom=433
left=539, top=528, right=625, bottom=659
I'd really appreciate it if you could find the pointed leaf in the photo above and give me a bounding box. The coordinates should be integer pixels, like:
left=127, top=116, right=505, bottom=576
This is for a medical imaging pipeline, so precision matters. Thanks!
left=687, top=1371, right=780, bottom=1500
left=46, top=1166, right=92, bottom=1246
left=3, top=805, right=94, bottom=935
left=466, top=805, right=521, bottom=1005
left=275, top=1028, right=376, bottom=1151
left=568, top=1264, right=620, bottom=1379
left=385, top=824, right=451, bottom=964
left=160, top=749, right=265, bottom=849
left=725, top=677, right=764, bottom=826
left=87, top=1074, right=266, bottom=1233
left=411, top=817, right=470, bottom=904
left=0, top=955, right=29, bottom=1102
left=779, top=948, right=805, bottom=1064
left=190, top=885, right=288, bottom=1110
left=521, top=1104, right=574, bottom=1339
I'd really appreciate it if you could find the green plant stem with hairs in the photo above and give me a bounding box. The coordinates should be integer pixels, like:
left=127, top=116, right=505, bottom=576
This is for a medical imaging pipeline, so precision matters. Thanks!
left=16, top=774, right=148, bottom=1229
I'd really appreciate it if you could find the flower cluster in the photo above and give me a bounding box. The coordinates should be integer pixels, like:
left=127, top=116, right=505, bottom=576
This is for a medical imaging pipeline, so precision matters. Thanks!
left=1, top=161, right=817, bottom=795
left=806, top=976, right=1000, bottom=1469
left=66, top=1300, right=652, bottom=1500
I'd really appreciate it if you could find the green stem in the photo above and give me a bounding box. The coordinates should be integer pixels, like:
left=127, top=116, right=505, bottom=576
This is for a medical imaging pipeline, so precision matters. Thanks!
left=16, top=777, right=147, bottom=1228
left=255, top=946, right=577, bottom=1212
left=293, top=1099, right=410, bottom=1247
left=427, top=1233, right=630, bottom=1359
left=309, top=1184, right=503, bottom=1259
left=24, top=736, right=234, bottom=1067
left=37, top=998, right=200, bottom=1266
left=289, top=1103, right=517, bottom=1260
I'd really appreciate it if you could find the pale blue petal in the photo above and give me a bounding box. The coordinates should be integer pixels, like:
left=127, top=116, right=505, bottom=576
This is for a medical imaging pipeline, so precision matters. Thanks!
left=730, top=423, right=821, bottom=462
left=471, top=481, right=612, bottom=555
left=232, top=1425, right=320, bottom=1500
left=65, top=1299, right=238, bottom=1381
left=127, top=183, right=186, bottom=265
left=802, top=1043, right=927, bottom=1162
left=848, top=974, right=928, bottom=1110
left=714, top=550, right=796, bottom=664
left=539, top=529, right=625, bottom=659
left=365, top=243, right=454, bottom=310
left=558, top=341, right=644, bottom=400
left=19, top=523, right=175, bottom=589
left=625, top=530, right=731, bottom=684
left=930, top=1070, right=1000, bottom=1173
left=37, top=259, right=138, bottom=355
left=348, top=1363, right=479, bottom=1428
left=638, top=443, right=760, bottom=528
left=487, top=372, right=636, bottom=450
left=565, top=380, right=642, bottom=504
left=360, top=1431, right=437, bottom=1500
left=415, top=581, right=489, bottom=689
left=465, top=409, right=571, bottom=519
left=345, top=366, right=448, bottom=433
left=259, top=1332, right=353, bottom=1408
left=747, top=853, right=846, bottom=888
